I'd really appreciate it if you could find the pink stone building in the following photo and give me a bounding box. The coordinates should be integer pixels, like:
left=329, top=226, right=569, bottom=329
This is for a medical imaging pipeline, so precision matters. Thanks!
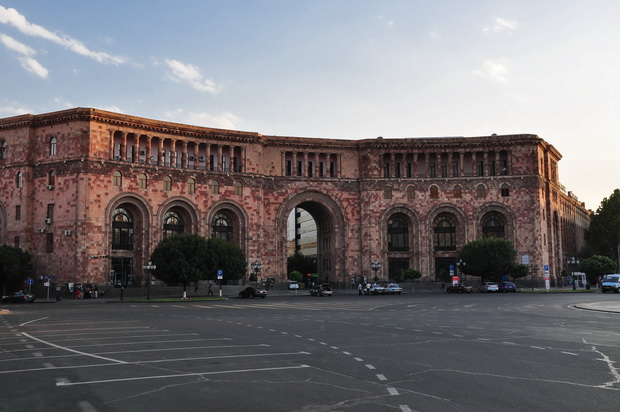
left=0, top=108, right=589, bottom=289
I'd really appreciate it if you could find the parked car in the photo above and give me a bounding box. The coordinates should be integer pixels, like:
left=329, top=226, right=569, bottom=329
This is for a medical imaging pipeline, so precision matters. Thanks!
left=498, top=281, right=517, bottom=293
left=446, top=283, right=473, bottom=293
left=2, top=291, right=35, bottom=303
left=288, top=281, right=300, bottom=290
left=310, top=283, right=333, bottom=296
left=601, top=274, right=620, bottom=293
left=370, top=283, right=386, bottom=295
left=478, top=282, right=499, bottom=293
left=384, top=283, right=403, bottom=294
left=238, top=287, right=267, bottom=299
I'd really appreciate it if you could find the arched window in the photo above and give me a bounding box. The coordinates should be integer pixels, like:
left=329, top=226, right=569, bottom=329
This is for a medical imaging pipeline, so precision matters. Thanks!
left=482, top=213, right=505, bottom=238
left=501, top=183, right=510, bottom=197
left=476, top=184, right=486, bottom=199
left=47, top=170, right=56, bottom=187
left=163, top=210, right=184, bottom=238
left=16, top=171, right=23, bottom=188
left=50, top=136, right=57, bottom=156
left=112, top=208, right=134, bottom=250
left=138, top=173, right=147, bottom=189
left=430, top=185, right=439, bottom=199
left=453, top=185, right=462, bottom=198
left=188, top=178, right=196, bottom=194
left=384, top=186, right=392, bottom=200
left=388, top=215, right=409, bottom=251
left=234, top=181, right=243, bottom=196
left=210, top=179, right=219, bottom=194
left=434, top=214, right=456, bottom=251
left=163, top=176, right=172, bottom=191
left=211, top=212, right=232, bottom=242
left=1, top=140, right=7, bottom=159
left=112, top=171, right=122, bottom=187
left=406, top=186, right=415, bottom=200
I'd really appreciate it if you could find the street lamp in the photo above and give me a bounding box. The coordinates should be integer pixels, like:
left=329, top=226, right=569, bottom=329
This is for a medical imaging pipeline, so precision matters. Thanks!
left=456, top=259, right=466, bottom=282
left=567, top=256, right=579, bottom=290
left=251, top=260, right=262, bottom=286
left=143, top=261, right=156, bottom=300
left=370, top=259, right=381, bottom=282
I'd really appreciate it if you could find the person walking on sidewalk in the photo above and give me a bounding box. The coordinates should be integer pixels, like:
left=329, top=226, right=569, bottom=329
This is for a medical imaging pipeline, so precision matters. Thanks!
left=358, top=283, right=363, bottom=295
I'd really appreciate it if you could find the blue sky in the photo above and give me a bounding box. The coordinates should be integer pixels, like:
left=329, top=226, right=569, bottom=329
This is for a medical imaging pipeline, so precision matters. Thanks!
left=1, top=1, right=619, bottom=210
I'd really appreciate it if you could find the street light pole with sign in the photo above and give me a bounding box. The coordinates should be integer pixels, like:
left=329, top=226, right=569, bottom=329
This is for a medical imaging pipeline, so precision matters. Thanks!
left=143, top=262, right=156, bottom=300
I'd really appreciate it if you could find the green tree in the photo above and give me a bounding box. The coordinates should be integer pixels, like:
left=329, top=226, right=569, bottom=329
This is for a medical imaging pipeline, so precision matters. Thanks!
left=403, top=268, right=422, bottom=291
left=585, top=189, right=620, bottom=268
left=151, top=234, right=210, bottom=298
left=206, top=237, right=247, bottom=282
left=579, top=255, right=617, bottom=286
left=511, top=264, right=530, bottom=280
left=288, top=270, right=303, bottom=282
left=0, top=245, right=33, bottom=295
left=457, top=238, right=517, bottom=281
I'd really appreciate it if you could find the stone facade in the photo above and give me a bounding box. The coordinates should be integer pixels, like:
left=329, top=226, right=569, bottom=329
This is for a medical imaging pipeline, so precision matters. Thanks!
left=0, top=108, right=590, bottom=288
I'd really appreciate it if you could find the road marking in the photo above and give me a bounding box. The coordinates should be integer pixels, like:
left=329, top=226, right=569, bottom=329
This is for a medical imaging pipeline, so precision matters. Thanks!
left=366, top=364, right=376, bottom=370
left=354, top=357, right=363, bottom=362
left=21, top=333, right=127, bottom=364
left=376, top=374, right=387, bottom=381
left=561, top=351, right=578, bottom=356
left=19, top=317, right=49, bottom=326
left=57, top=365, right=312, bottom=387
left=400, top=405, right=412, bottom=412
left=78, top=400, right=98, bottom=412
left=387, top=387, right=399, bottom=395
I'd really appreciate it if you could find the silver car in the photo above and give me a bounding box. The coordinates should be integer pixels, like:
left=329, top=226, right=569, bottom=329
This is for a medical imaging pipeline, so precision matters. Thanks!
left=478, top=282, right=499, bottom=293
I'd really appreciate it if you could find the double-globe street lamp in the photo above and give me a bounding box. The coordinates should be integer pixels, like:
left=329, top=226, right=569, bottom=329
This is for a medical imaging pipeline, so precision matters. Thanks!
left=456, top=259, right=466, bottom=283
left=143, top=261, right=156, bottom=300
left=370, top=259, right=381, bottom=282
left=251, top=260, right=262, bottom=287
left=567, top=256, right=580, bottom=290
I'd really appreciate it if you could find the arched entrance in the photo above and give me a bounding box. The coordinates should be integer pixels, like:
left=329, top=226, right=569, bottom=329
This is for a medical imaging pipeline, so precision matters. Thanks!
left=277, top=191, right=345, bottom=285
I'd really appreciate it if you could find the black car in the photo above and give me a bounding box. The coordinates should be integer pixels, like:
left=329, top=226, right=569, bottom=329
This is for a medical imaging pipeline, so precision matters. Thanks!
left=446, top=283, right=473, bottom=293
left=238, top=287, right=267, bottom=299
left=498, top=281, right=517, bottom=292
left=2, top=291, right=35, bottom=303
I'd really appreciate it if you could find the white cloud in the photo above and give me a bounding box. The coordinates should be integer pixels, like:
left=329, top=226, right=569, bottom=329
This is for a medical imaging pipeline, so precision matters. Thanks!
left=0, top=32, right=34, bottom=55
left=0, top=104, right=32, bottom=116
left=163, top=109, right=239, bottom=129
left=165, top=59, right=220, bottom=94
left=483, top=17, right=519, bottom=33
left=0, top=32, right=48, bottom=78
left=18, top=56, right=48, bottom=78
left=0, top=5, right=126, bottom=64
left=474, top=61, right=509, bottom=84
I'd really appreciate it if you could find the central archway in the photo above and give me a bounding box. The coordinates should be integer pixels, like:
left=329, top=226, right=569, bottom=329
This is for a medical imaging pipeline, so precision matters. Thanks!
left=276, top=191, right=346, bottom=285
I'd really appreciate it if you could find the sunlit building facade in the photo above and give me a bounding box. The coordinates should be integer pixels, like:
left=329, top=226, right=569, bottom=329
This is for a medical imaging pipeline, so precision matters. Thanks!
left=0, top=108, right=590, bottom=289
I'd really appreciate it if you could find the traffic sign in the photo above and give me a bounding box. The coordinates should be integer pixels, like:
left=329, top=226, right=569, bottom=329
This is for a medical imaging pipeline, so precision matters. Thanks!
left=27, top=278, right=34, bottom=285
left=217, top=269, right=223, bottom=280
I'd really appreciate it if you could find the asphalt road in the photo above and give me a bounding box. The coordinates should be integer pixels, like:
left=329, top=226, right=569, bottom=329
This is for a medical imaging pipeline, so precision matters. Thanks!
left=1, top=291, right=619, bottom=411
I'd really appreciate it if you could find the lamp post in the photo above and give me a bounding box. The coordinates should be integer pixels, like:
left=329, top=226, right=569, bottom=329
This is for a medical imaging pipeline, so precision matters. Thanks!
left=370, top=259, right=381, bottom=282
left=567, top=256, right=579, bottom=290
left=456, top=259, right=466, bottom=282
left=251, top=260, right=262, bottom=287
left=143, top=261, right=156, bottom=300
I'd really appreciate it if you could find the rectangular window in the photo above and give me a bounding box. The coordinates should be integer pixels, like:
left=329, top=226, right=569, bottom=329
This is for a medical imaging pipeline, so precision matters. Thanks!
left=476, top=161, right=484, bottom=176
left=330, top=161, right=335, bottom=178
left=47, top=204, right=54, bottom=220
left=297, top=160, right=303, bottom=176
left=319, top=161, right=325, bottom=177
left=429, top=162, right=436, bottom=178
left=285, top=160, right=292, bottom=176
left=488, top=162, right=496, bottom=176
left=46, top=233, right=54, bottom=253
left=441, top=162, right=448, bottom=177
left=501, top=186, right=510, bottom=197
left=209, top=155, right=216, bottom=172
left=406, top=163, right=412, bottom=178
left=15, top=205, right=21, bottom=220
left=452, top=162, right=459, bottom=177
left=14, top=236, right=20, bottom=248
left=395, top=162, right=401, bottom=178
left=500, top=160, right=508, bottom=175
left=307, top=161, right=314, bottom=177
left=222, top=156, right=227, bottom=173
left=383, top=163, right=390, bottom=178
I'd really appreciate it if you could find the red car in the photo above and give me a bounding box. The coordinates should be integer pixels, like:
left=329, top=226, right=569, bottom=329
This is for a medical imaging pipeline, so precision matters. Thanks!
left=2, top=291, right=36, bottom=303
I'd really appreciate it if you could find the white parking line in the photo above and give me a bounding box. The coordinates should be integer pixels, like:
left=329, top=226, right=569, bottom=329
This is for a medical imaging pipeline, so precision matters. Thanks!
left=57, top=365, right=312, bottom=387
left=21, top=333, right=126, bottom=364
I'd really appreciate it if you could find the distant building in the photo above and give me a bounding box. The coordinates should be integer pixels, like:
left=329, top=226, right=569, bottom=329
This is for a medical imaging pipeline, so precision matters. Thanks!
left=0, top=108, right=590, bottom=289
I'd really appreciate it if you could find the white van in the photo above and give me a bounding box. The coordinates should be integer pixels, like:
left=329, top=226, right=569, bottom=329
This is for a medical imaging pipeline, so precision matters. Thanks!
left=601, top=274, right=620, bottom=293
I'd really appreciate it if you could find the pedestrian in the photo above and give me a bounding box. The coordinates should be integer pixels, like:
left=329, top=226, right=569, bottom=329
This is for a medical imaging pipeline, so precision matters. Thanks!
left=441, top=281, right=446, bottom=291
left=207, top=282, right=214, bottom=296
left=358, top=283, right=363, bottom=295
left=195, top=282, right=199, bottom=294
left=365, top=282, right=371, bottom=295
